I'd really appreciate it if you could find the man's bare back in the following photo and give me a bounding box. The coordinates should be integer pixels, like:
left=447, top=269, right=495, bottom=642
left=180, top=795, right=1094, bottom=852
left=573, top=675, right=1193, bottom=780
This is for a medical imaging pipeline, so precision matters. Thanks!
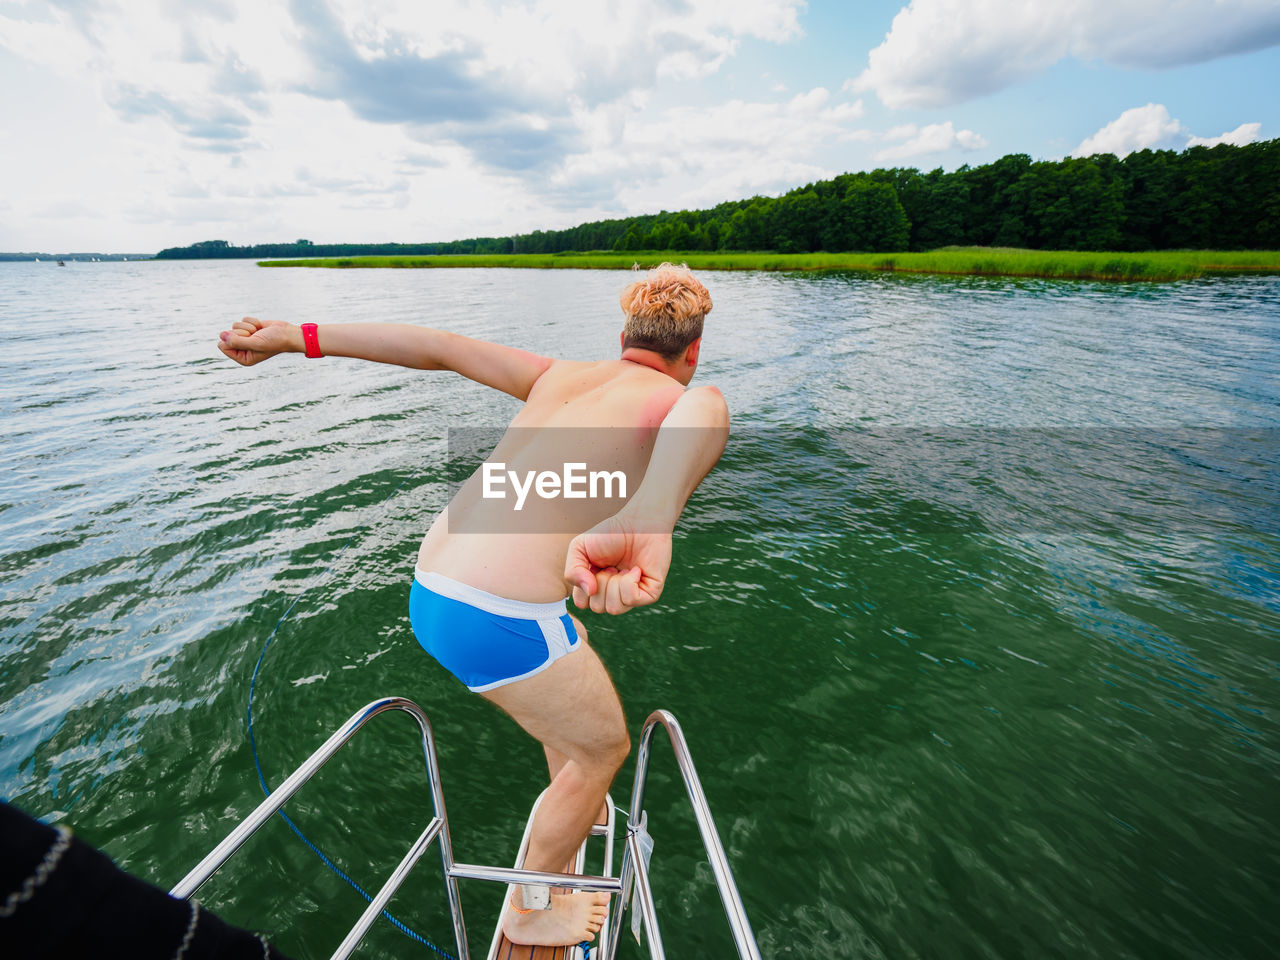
left=417, top=359, right=686, bottom=602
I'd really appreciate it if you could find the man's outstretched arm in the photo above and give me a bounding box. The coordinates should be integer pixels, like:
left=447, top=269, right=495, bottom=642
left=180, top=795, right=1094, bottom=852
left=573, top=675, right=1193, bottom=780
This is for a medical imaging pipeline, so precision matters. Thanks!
left=564, top=385, right=730, bottom=615
left=218, top=317, right=554, bottom=401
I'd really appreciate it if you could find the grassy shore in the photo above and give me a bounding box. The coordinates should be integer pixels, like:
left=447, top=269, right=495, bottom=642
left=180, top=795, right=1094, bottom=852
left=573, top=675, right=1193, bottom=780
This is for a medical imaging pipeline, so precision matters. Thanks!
left=258, top=247, right=1280, bottom=281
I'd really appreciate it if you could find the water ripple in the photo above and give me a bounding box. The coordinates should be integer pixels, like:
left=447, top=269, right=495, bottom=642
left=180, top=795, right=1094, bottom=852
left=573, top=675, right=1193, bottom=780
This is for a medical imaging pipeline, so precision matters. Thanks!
left=1, top=262, right=1277, bottom=957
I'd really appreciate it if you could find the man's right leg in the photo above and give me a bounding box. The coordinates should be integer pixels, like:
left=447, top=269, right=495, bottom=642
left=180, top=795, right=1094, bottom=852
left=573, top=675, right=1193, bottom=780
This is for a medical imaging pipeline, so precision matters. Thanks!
left=481, top=633, right=628, bottom=945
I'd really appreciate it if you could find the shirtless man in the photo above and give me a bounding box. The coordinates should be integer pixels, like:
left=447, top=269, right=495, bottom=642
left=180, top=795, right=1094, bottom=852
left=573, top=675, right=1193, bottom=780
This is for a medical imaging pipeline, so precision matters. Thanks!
left=217, top=264, right=729, bottom=947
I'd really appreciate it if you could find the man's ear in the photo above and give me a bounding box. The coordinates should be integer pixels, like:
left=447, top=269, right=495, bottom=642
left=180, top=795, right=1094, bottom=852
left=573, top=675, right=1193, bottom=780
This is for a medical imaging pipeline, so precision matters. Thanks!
left=620, top=330, right=626, bottom=351
left=685, top=337, right=702, bottom=367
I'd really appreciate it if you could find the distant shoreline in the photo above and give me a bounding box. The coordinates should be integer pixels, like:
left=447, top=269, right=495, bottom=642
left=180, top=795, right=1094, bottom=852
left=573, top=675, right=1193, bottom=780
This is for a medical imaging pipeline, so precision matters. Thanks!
left=0, top=253, right=151, bottom=262
left=257, top=248, right=1280, bottom=282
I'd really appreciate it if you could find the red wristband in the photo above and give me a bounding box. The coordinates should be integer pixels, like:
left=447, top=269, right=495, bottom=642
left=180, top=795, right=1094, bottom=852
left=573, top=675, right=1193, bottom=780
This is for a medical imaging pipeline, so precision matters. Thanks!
left=300, top=323, right=323, bottom=358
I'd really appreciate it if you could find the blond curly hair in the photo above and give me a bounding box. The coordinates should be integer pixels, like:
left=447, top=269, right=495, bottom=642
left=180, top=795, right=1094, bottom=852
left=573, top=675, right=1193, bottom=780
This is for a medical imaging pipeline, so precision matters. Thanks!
left=619, top=262, right=712, bottom=360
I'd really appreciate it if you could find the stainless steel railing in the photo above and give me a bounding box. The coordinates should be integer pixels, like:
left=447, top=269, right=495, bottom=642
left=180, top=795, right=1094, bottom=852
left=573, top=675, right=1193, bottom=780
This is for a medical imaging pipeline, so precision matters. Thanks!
left=170, top=696, right=470, bottom=960
left=604, top=709, right=762, bottom=960
left=171, top=697, right=760, bottom=960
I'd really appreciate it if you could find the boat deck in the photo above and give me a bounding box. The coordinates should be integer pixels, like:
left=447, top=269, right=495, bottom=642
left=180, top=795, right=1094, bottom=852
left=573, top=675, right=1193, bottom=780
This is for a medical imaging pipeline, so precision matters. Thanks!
left=491, top=943, right=580, bottom=960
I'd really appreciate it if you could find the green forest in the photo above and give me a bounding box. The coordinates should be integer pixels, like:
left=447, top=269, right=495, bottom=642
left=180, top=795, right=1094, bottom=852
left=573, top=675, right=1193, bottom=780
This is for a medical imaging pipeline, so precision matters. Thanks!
left=157, top=138, right=1280, bottom=260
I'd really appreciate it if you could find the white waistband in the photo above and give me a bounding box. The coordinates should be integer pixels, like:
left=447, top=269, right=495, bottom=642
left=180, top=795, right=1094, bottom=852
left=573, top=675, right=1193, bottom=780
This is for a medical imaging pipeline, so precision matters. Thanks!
left=414, top=569, right=569, bottom=620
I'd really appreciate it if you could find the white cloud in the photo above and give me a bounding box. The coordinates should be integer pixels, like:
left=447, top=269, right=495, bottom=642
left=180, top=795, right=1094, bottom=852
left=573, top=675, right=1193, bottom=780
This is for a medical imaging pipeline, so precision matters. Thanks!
left=1073, top=104, right=1263, bottom=157
left=852, top=0, right=1280, bottom=108
left=1187, top=122, right=1263, bottom=149
left=547, top=88, right=868, bottom=212
left=0, top=0, right=811, bottom=171
left=0, top=8, right=97, bottom=73
left=873, top=121, right=987, bottom=163
left=1073, top=103, right=1186, bottom=157
left=0, top=0, right=824, bottom=249
left=309, top=0, right=804, bottom=111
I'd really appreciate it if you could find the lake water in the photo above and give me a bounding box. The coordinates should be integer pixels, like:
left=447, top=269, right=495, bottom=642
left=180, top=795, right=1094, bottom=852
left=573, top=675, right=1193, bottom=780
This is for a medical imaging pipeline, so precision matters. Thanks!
left=1, top=259, right=1277, bottom=959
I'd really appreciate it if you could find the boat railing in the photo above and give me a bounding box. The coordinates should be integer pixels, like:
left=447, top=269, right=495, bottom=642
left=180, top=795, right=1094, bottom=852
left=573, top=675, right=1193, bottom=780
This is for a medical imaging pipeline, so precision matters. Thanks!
left=604, top=709, right=762, bottom=960
left=170, top=696, right=760, bottom=960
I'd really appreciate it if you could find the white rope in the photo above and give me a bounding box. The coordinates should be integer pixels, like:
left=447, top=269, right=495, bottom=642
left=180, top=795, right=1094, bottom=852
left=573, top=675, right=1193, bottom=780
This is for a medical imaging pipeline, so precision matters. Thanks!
left=0, top=824, right=72, bottom=918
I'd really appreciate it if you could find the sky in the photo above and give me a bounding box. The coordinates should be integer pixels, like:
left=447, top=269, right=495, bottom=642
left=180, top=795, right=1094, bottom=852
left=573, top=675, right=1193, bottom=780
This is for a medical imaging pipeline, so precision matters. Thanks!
left=2, top=0, right=1278, bottom=253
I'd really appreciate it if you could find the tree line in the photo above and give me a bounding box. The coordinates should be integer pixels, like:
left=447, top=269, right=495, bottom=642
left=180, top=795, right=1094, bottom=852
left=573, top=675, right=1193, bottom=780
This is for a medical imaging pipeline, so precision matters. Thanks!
left=156, top=138, right=1280, bottom=260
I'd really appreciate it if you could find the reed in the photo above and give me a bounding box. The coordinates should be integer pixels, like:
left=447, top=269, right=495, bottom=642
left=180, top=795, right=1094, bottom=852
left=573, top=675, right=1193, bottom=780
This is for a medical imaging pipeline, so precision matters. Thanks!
left=258, top=248, right=1280, bottom=281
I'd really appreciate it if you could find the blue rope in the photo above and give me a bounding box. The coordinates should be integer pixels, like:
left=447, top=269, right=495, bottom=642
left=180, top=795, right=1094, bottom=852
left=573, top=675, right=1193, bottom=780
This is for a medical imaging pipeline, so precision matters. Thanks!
left=245, top=473, right=457, bottom=959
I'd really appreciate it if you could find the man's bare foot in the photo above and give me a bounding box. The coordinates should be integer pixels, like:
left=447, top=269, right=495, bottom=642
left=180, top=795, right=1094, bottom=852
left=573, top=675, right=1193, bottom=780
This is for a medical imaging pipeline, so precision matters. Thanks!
left=503, top=891, right=609, bottom=946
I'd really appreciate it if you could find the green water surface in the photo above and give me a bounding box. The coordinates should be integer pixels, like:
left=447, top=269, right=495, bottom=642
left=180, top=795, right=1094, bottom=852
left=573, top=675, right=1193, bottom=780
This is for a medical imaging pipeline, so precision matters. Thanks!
left=1, top=261, right=1277, bottom=959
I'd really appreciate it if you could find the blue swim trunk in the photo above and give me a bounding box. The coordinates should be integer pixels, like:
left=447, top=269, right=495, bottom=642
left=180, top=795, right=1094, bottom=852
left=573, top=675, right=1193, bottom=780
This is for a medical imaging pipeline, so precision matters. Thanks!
left=408, top=569, right=580, bottom=692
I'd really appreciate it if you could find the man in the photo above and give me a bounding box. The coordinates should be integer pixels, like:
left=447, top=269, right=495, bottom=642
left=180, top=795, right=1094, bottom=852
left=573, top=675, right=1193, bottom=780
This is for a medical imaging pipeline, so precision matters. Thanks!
left=217, top=263, right=728, bottom=947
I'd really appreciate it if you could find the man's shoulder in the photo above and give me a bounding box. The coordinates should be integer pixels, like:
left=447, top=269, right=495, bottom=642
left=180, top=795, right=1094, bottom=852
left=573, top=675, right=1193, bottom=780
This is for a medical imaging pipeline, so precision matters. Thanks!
left=544, top=357, right=604, bottom=375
